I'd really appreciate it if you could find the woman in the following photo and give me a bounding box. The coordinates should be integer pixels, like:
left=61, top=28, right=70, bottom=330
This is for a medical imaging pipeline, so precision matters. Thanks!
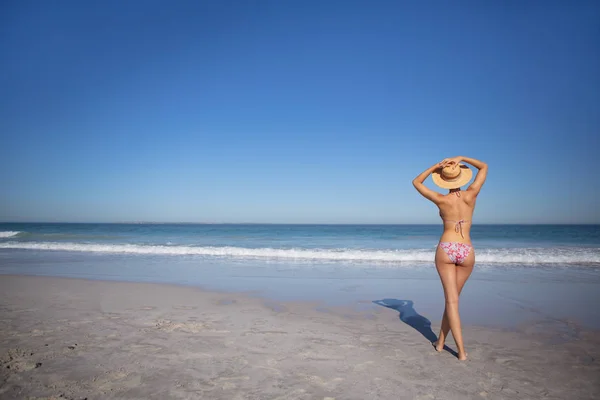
left=412, top=156, right=488, bottom=361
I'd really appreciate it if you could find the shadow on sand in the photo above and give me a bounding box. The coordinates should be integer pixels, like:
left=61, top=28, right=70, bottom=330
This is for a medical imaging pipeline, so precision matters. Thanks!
left=373, top=298, right=458, bottom=357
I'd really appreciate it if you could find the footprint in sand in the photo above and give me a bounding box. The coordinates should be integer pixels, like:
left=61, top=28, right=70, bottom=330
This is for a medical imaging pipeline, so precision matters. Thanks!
left=0, top=348, right=42, bottom=372
left=94, top=369, right=142, bottom=392
left=480, top=372, right=504, bottom=392
left=384, top=348, right=407, bottom=361
left=494, top=357, right=516, bottom=366
left=155, top=319, right=197, bottom=332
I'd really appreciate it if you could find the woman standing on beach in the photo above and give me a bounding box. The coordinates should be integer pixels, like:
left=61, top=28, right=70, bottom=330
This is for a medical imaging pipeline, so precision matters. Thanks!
left=412, top=156, right=488, bottom=361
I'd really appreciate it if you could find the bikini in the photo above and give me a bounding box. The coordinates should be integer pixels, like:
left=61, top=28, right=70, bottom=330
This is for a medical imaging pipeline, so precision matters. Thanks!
left=438, top=218, right=472, bottom=265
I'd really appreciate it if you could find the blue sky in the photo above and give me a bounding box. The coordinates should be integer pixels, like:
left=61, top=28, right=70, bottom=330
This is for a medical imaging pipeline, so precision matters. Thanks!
left=1, top=0, right=599, bottom=224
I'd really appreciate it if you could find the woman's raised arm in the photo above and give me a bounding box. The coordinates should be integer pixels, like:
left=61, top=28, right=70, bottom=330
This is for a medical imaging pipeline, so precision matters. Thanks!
left=458, top=156, right=488, bottom=196
left=412, top=163, right=443, bottom=203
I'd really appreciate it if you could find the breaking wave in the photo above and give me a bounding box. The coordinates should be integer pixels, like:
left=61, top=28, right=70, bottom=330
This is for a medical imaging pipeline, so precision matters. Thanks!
left=0, top=241, right=599, bottom=265
left=0, top=231, right=21, bottom=238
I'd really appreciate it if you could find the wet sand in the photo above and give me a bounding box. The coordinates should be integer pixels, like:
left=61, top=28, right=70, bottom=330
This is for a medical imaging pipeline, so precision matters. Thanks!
left=0, top=275, right=599, bottom=399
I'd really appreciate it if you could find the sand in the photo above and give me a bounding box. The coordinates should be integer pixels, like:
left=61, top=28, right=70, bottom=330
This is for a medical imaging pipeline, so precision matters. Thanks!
left=0, top=275, right=598, bottom=400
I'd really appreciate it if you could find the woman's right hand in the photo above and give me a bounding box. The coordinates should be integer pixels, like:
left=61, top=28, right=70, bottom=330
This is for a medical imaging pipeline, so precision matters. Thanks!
left=439, top=156, right=462, bottom=168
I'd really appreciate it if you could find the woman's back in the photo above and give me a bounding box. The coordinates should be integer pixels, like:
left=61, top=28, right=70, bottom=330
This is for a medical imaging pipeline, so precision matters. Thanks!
left=438, top=191, right=476, bottom=243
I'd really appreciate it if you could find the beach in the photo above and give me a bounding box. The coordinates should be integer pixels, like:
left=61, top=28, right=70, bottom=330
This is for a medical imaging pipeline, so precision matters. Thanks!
left=1, top=223, right=600, bottom=399
left=1, top=275, right=599, bottom=400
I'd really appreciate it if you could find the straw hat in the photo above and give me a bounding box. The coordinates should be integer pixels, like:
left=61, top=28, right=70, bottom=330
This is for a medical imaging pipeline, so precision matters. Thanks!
left=432, top=164, right=473, bottom=189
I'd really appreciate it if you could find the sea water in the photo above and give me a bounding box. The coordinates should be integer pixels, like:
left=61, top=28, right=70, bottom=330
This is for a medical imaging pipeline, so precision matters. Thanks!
left=1, top=223, right=599, bottom=265
left=1, top=223, right=599, bottom=328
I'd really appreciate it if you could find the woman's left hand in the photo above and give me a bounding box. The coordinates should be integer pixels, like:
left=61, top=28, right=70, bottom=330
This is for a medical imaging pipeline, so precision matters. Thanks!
left=439, top=157, right=462, bottom=168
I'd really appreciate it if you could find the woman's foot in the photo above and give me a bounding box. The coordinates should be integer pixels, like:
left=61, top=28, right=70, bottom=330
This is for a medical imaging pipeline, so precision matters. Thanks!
left=458, top=352, right=468, bottom=361
left=432, top=341, right=443, bottom=352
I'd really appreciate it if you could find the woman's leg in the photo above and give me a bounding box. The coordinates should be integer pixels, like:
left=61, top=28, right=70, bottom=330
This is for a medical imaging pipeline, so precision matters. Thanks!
left=434, top=250, right=475, bottom=351
left=434, top=246, right=474, bottom=360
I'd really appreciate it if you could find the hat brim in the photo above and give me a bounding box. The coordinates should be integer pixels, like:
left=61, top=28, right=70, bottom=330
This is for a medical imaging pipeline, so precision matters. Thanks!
left=431, top=164, right=473, bottom=189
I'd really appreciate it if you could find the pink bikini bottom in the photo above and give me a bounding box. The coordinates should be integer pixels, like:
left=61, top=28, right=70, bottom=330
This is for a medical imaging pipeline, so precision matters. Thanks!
left=439, top=242, right=472, bottom=265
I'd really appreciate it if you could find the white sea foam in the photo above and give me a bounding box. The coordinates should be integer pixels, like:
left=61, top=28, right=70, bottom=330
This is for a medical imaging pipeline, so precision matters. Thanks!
left=0, top=241, right=599, bottom=265
left=0, top=231, right=21, bottom=238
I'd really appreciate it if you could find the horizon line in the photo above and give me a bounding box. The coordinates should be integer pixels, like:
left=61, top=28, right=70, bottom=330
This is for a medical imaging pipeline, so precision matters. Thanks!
left=1, top=221, right=599, bottom=226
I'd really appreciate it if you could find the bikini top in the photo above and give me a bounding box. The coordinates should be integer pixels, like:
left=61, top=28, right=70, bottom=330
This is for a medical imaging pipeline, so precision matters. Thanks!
left=440, top=214, right=470, bottom=238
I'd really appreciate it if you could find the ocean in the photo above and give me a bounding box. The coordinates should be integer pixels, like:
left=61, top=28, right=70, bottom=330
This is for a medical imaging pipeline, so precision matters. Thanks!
left=1, top=223, right=599, bottom=265
left=1, top=223, right=600, bottom=328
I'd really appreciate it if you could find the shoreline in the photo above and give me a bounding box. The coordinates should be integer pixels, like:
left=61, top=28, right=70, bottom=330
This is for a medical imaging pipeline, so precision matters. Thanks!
left=1, top=274, right=599, bottom=399
left=2, top=254, right=600, bottom=331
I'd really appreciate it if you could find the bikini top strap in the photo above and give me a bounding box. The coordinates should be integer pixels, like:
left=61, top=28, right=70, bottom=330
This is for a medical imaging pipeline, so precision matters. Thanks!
left=442, top=219, right=469, bottom=238
left=455, top=220, right=465, bottom=238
